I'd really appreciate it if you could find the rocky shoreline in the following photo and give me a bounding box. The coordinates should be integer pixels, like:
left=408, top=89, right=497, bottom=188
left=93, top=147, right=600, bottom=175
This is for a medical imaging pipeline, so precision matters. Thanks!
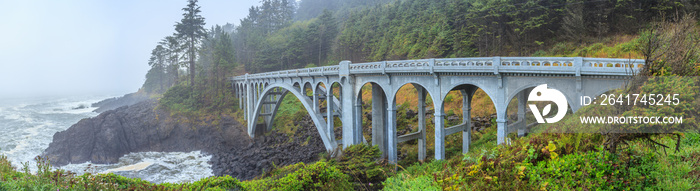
left=43, top=98, right=327, bottom=180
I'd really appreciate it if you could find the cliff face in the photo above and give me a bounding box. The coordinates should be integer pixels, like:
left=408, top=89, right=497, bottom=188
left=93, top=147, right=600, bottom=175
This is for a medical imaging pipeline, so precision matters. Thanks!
left=43, top=99, right=327, bottom=180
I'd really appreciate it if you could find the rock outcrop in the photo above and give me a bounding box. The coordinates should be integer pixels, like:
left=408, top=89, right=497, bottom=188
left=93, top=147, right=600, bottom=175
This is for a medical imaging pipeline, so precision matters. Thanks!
left=91, top=92, right=150, bottom=113
left=43, top=99, right=327, bottom=180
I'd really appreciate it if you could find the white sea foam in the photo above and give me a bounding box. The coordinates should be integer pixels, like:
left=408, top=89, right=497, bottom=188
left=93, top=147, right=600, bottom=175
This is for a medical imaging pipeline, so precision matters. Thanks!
left=0, top=95, right=213, bottom=183
left=60, top=151, right=213, bottom=184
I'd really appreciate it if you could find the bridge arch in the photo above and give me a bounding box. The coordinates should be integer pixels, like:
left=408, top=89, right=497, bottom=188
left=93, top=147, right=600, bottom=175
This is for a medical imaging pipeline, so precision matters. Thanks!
left=313, top=82, right=327, bottom=114
left=505, top=82, right=578, bottom=114
left=249, top=83, right=338, bottom=152
left=303, top=82, right=314, bottom=97
left=444, top=83, right=499, bottom=109
left=440, top=84, right=497, bottom=158
left=292, top=82, right=301, bottom=91
left=327, top=81, right=342, bottom=141
left=507, top=84, right=570, bottom=107
left=353, top=79, right=390, bottom=98
left=353, top=82, right=390, bottom=156
left=385, top=82, right=440, bottom=162
left=314, top=81, right=326, bottom=94
left=391, top=82, right=439, bottom=104
left=314, top=81, right=326, bottom=93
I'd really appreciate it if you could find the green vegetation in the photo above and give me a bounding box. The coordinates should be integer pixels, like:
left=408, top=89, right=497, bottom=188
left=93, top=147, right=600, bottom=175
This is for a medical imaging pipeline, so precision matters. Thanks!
left=0, top=155, right=244, bottom=191
left=243, top=161, right=353, bottom=190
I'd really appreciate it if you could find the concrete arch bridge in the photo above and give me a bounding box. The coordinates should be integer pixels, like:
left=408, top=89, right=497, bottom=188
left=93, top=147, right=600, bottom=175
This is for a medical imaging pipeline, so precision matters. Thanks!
left=231, top=57, right=643, bottom=163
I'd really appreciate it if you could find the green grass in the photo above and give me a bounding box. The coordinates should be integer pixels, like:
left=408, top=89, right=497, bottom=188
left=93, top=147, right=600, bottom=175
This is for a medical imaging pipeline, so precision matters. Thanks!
left=0, top=155, right=245, bottom=191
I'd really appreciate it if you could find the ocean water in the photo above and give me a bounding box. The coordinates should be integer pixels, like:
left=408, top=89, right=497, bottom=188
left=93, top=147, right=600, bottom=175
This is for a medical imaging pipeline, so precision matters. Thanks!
left=0, top=95, right=213, bottom=184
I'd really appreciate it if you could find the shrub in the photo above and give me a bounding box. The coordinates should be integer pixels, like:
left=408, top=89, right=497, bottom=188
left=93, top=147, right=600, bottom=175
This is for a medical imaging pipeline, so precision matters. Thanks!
left=333, top=144, right=391, bottom=190
left=525, top=148, right=659, bottom=190
left=244, top=161, right=352, bottom=191
left=383, top=175, right=440, bottom=190
left=160, top=84, right=198, bottom=114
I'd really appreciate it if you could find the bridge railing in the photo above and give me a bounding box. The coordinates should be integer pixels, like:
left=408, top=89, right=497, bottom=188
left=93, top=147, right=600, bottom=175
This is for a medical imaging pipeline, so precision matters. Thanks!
left=231, top=57, right=644, bottom=82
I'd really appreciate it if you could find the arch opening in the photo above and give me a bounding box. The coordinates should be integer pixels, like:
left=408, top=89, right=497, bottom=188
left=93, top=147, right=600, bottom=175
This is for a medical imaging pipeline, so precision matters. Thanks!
left=303, top=82, right=313, bottom=97
left=505, top=85, right=575, bottom=137
left=441, top=84, right=496, bottom=159
left=390, top=83, right=437, bottom=164
left=250, top=83, right=338, bottom=152
left=328, top=82, right=342, bottom=141
left=355, top=82, right=390, bottom=157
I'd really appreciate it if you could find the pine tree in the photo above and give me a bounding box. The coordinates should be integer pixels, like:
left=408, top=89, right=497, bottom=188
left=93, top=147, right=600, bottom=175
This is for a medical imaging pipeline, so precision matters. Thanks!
left=160, top=35, right=181, bottom=87
left=146, top=45, right=167, bottom=92
left=175, top=0, right=206, bottom=86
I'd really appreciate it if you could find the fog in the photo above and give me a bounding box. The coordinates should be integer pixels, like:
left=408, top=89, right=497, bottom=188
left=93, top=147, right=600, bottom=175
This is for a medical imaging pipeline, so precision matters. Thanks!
left=0, top=0, right=258, bottom=98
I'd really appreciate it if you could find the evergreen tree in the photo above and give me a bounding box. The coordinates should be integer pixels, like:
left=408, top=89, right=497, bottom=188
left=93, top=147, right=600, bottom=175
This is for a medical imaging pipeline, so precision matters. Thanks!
left=160, top=35, right=182, bottom=87
left=175, top=0, right=206, bottom=86
left=314, top=9, right=338, bottom=65
left=145, top=45, right=167, bottom=93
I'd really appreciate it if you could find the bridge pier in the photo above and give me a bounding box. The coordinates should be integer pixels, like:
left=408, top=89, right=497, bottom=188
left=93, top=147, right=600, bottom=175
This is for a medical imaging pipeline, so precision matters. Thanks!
left=371, top=84, right=388, bottom=158
left=386, top=100, right=398, bottom=163
left=517, top=91, right=527, bottom=137
left=313, top=86, right=320, bottom=114
left=461, top=89, right=474, bottom=153
left=434, top=102, right=446, bottom=160
left=340, top=61, right=360, bottom=147
left=354, top=93, right=364, bottom=144
left=326, top=86, right=335, bottom=143
left=495, top=102, right=508, bottom=145
left=246, top=81, right=254, bottom=136
left=417, top=87, right=427, bottom=161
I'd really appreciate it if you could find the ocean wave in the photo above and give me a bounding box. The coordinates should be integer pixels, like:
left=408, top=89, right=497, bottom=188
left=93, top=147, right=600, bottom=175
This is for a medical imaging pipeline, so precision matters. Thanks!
left=59, top=151, right=213, bottom=184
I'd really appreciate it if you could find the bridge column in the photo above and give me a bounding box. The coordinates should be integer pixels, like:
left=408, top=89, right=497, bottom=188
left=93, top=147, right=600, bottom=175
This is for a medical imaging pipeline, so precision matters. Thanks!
left=253, top=83, right=258, bottom=114
left=461, top=89, right=473, bottom=154
left=496, top=76, right=508, bottom=145
left=496, top=108, right=508, bottom=145
left=387, top=99, right=398, bottom=163
left=243, top=85, right=246, bottom=123
left=517, top=91, right=527, bottom=137
left=263, top=91, right=273, bottom=129
left=234, top=84, right=240, bottom=110
left=434, top=104, right=445, bottom=160
left=326, top=86, right=335, bottom=143
left=417, top=87, right=427, bottom=161
left=246, top=83, right=255, bottom=136
left=355, top=91, right=364, bottom=144
left=313, top=88, right=320, bottom=114
left=371, top=84, right=387, bottom=158
left=339, top=61, right=359, bottom=147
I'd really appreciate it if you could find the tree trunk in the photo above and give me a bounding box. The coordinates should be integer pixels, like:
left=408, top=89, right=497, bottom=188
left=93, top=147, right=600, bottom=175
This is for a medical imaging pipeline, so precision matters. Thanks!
left=173, top=53, right=179, bottom=86
left=159, top=69, right=163, bottom=92
left=190, top=41, right=195, bottom=87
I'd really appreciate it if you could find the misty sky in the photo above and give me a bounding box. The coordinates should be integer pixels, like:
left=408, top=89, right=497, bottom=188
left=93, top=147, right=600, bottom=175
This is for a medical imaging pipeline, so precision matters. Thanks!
left=0, top=0, right=259, bottom=98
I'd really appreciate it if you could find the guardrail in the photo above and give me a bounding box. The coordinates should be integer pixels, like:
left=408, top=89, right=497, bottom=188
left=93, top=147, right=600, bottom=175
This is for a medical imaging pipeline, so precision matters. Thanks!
left=231, top=57, right=644, bottom=82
